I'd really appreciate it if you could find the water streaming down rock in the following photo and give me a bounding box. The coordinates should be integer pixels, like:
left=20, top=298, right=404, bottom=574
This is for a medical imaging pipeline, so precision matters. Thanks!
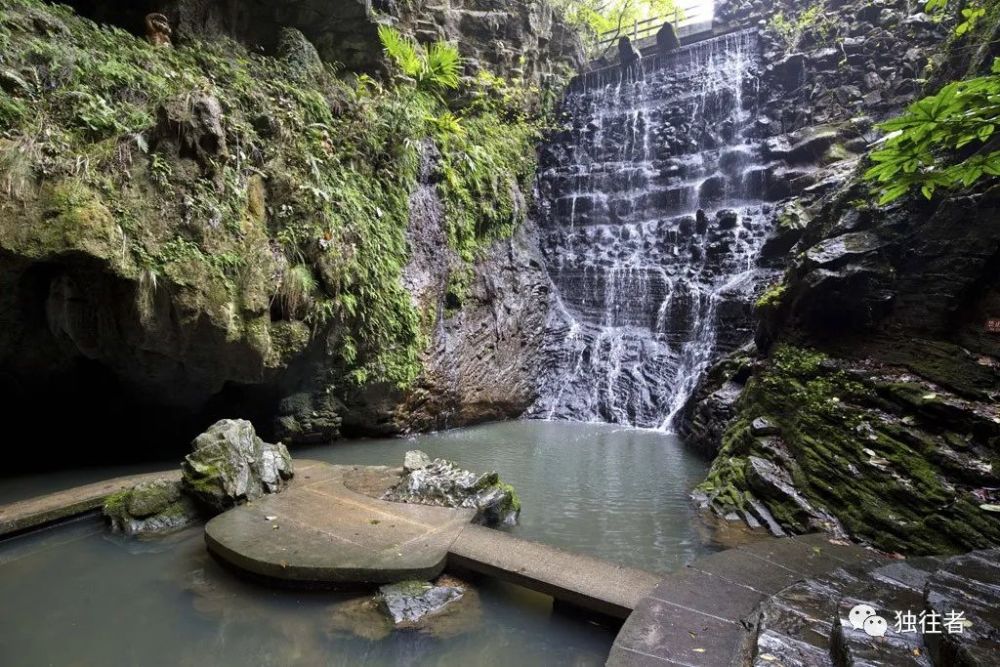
left=529, top=31, right=779, bottom=430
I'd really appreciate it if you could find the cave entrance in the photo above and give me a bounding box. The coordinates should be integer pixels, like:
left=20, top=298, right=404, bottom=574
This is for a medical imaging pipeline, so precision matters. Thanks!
left=55, top=0, right=166, bottom=39
left=0, top=358, right=281, bottom=474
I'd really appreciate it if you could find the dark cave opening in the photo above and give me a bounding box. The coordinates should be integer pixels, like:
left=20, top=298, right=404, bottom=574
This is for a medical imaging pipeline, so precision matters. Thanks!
left=0, top=361, right=281, bottom=474
left=57, top=0, right=165, bottom=39
left=1, top=256, right=283, bottom=475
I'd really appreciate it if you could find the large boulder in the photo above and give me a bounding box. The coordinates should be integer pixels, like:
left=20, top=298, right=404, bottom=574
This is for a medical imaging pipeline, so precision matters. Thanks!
left=181, top=419, right=293, bottom=511
left=103, top=479, right=199, bottom=536
left=382, top=450, right=520, bottom=526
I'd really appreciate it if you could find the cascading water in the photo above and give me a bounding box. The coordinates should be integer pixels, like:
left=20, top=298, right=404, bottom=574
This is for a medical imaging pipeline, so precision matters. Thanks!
left=529, top=30, right=778, bottom=430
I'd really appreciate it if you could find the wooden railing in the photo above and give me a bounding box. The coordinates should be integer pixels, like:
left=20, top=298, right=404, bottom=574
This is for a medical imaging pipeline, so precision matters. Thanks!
left=596, top=0, right=713, bottom=47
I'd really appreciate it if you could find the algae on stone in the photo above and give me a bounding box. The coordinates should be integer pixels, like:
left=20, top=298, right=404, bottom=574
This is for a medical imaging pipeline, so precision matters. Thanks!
left=103, top=479, right=199, bottom=536
left=181, top=419, right=293, bottom=511
left=695, top=345, right=1000, bottom=555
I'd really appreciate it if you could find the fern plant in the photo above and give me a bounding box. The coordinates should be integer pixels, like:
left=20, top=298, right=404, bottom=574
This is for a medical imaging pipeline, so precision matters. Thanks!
left=377, top=25, right=462, bottom=95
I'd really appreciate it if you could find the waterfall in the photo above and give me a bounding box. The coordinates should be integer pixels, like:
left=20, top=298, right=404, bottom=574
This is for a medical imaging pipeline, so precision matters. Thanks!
left=529, top=30, right=776, bottom=431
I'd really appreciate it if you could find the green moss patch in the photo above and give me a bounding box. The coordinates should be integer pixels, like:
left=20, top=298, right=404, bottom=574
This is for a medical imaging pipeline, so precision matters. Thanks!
left=0, top=0, right=550, bottom=388
left=698, top=345, right=1000, bottom=555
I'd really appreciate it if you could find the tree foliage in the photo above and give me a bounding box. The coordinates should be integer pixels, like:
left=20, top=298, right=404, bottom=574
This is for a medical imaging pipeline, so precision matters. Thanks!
left=552, top=0, right=680, bottom=40
left=864, top=2, right=1000, bottom=203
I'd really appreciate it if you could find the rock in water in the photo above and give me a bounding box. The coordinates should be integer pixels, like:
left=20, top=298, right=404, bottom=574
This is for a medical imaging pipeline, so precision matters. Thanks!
left=103, top=480, right=199, bottom=536
left=383, top=450, right=520, bottom=526
left=403, top=449, right=431, bottom=473
left=329, top=574, right=480, bottom=640
left=181, top=419, right=293, bottom=511
left=378, top=580, right=464, bottom=625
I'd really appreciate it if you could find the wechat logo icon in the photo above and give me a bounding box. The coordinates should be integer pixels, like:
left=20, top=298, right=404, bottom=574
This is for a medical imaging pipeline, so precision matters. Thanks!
left=849, top=604, right=888, bottom=637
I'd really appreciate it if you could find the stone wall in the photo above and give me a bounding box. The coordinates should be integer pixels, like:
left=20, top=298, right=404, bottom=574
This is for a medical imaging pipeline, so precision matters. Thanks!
left=681, top=0, right=1000, bottom=555
left=129, top=0, right=583, bottom=91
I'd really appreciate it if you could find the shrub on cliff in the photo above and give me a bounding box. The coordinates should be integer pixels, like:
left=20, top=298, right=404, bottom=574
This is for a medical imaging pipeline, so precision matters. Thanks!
left=865, top=0, right=1000, bottom=203
left=0, top=0, right=543, bottom=390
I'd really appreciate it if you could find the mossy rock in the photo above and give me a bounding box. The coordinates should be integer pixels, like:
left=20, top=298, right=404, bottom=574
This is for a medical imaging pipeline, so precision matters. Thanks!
left=697, top=345, right=1000, bottom=555
left=103, top=480, right=200, bottom=537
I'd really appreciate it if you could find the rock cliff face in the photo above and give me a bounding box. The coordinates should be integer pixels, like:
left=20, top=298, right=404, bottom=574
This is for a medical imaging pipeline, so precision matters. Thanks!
left=0, top=0, right=576, bottom=465
left=70, top=0, right=582, bottom=93
left=684, top=0, right=1000, bottom=554
left=322, top=144, right=551, bottom=437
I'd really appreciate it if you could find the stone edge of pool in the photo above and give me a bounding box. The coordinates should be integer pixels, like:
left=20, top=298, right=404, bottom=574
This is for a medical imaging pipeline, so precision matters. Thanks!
left=0, top=462, right=885, bottom=667
left=0, top=469, right=181, bottom=539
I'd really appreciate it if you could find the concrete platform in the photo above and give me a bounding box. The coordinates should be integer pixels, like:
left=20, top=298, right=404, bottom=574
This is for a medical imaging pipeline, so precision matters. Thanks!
left=205, top=460, right=662, bottom=618
left=449, top=524, right=662, bottom=619
left=0, top=469, right=180, bottom=538
left=607, top=533, right=887, bottom=666
left=204, top=460, right=476, bottom=585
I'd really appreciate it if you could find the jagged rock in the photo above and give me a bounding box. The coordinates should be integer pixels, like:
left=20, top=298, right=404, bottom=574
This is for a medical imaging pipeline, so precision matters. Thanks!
left=746, top=550, right=1000, bottom=667
left=103, top=480, right=199, bottom=536
left=383, top=452, right=520, bottom=526
left=378, top=579, right=464, bottom=624
left=329, top=574, right=480, bottom=640
left=181, top=419, right=293, bottom=512
left=802, top=231, right=884, bottom=271
left=750, top=417, right=778, bottom=436
left=678, top=348, right=754, bottom=457
left=697, top=346, right=1000, bottom=554
left=403, top=449, right=431, bottom=473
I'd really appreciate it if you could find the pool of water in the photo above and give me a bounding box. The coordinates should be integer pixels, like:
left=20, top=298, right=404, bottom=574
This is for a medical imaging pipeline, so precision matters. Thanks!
left=0, top=420, right=713, bottom=666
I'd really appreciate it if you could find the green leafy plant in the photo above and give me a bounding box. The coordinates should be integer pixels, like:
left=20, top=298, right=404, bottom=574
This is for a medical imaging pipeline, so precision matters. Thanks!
left=1, top=0, right=545, bottom=391
left=926, top=0, right=987, bottom=35
left=864, top=57, right=1000, bottom=203
left=551, top=0, right=681, bottom=45
left=768, top=2, right=833, bottom=50
left=377, top=26, right=461, bottom=95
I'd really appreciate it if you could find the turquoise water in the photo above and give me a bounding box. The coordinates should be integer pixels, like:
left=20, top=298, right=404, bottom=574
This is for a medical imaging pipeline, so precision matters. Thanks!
left=0, top=421, right=712, bottom=666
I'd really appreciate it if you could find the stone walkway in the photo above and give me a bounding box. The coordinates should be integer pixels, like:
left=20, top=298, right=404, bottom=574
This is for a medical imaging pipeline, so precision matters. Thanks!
left=607, top=533, right=887, bottom=666
left=450, top=524, right=661, bottom=619
left=206, top=460, right=663, bottom=617
left=205, top=460, right=477, bottom=585
left=0, top=469, right=180, bottom=538
left=3, top=460, right=898, bottom=665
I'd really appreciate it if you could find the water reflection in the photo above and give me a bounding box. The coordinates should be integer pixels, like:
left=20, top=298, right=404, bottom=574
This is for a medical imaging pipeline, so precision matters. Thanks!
left=0, top=421, right=711, bottom=665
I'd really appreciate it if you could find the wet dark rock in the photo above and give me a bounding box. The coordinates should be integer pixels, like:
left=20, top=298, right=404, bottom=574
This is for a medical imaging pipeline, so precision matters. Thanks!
left=750, top=416, right=778, bottom=436
left=772, top=52, right=806, bottom=87
left=382, top=450, right=520, bottom=526
left=181, top=419, right=293, bottom=512
left=746, top=550, right=1000, bottom=667
left=678, top=348, right=755, bottom=457
left=103, top=479, right=199, bottom=537
left=378, top=579, right=464, bottom=625
left=716, top=209, right=739, bottom=229
left=924, top=551, right=1000, bottom=664
left=801, top=231, right=884, bottom=271
left=696, top=209, right=710, bottom=233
